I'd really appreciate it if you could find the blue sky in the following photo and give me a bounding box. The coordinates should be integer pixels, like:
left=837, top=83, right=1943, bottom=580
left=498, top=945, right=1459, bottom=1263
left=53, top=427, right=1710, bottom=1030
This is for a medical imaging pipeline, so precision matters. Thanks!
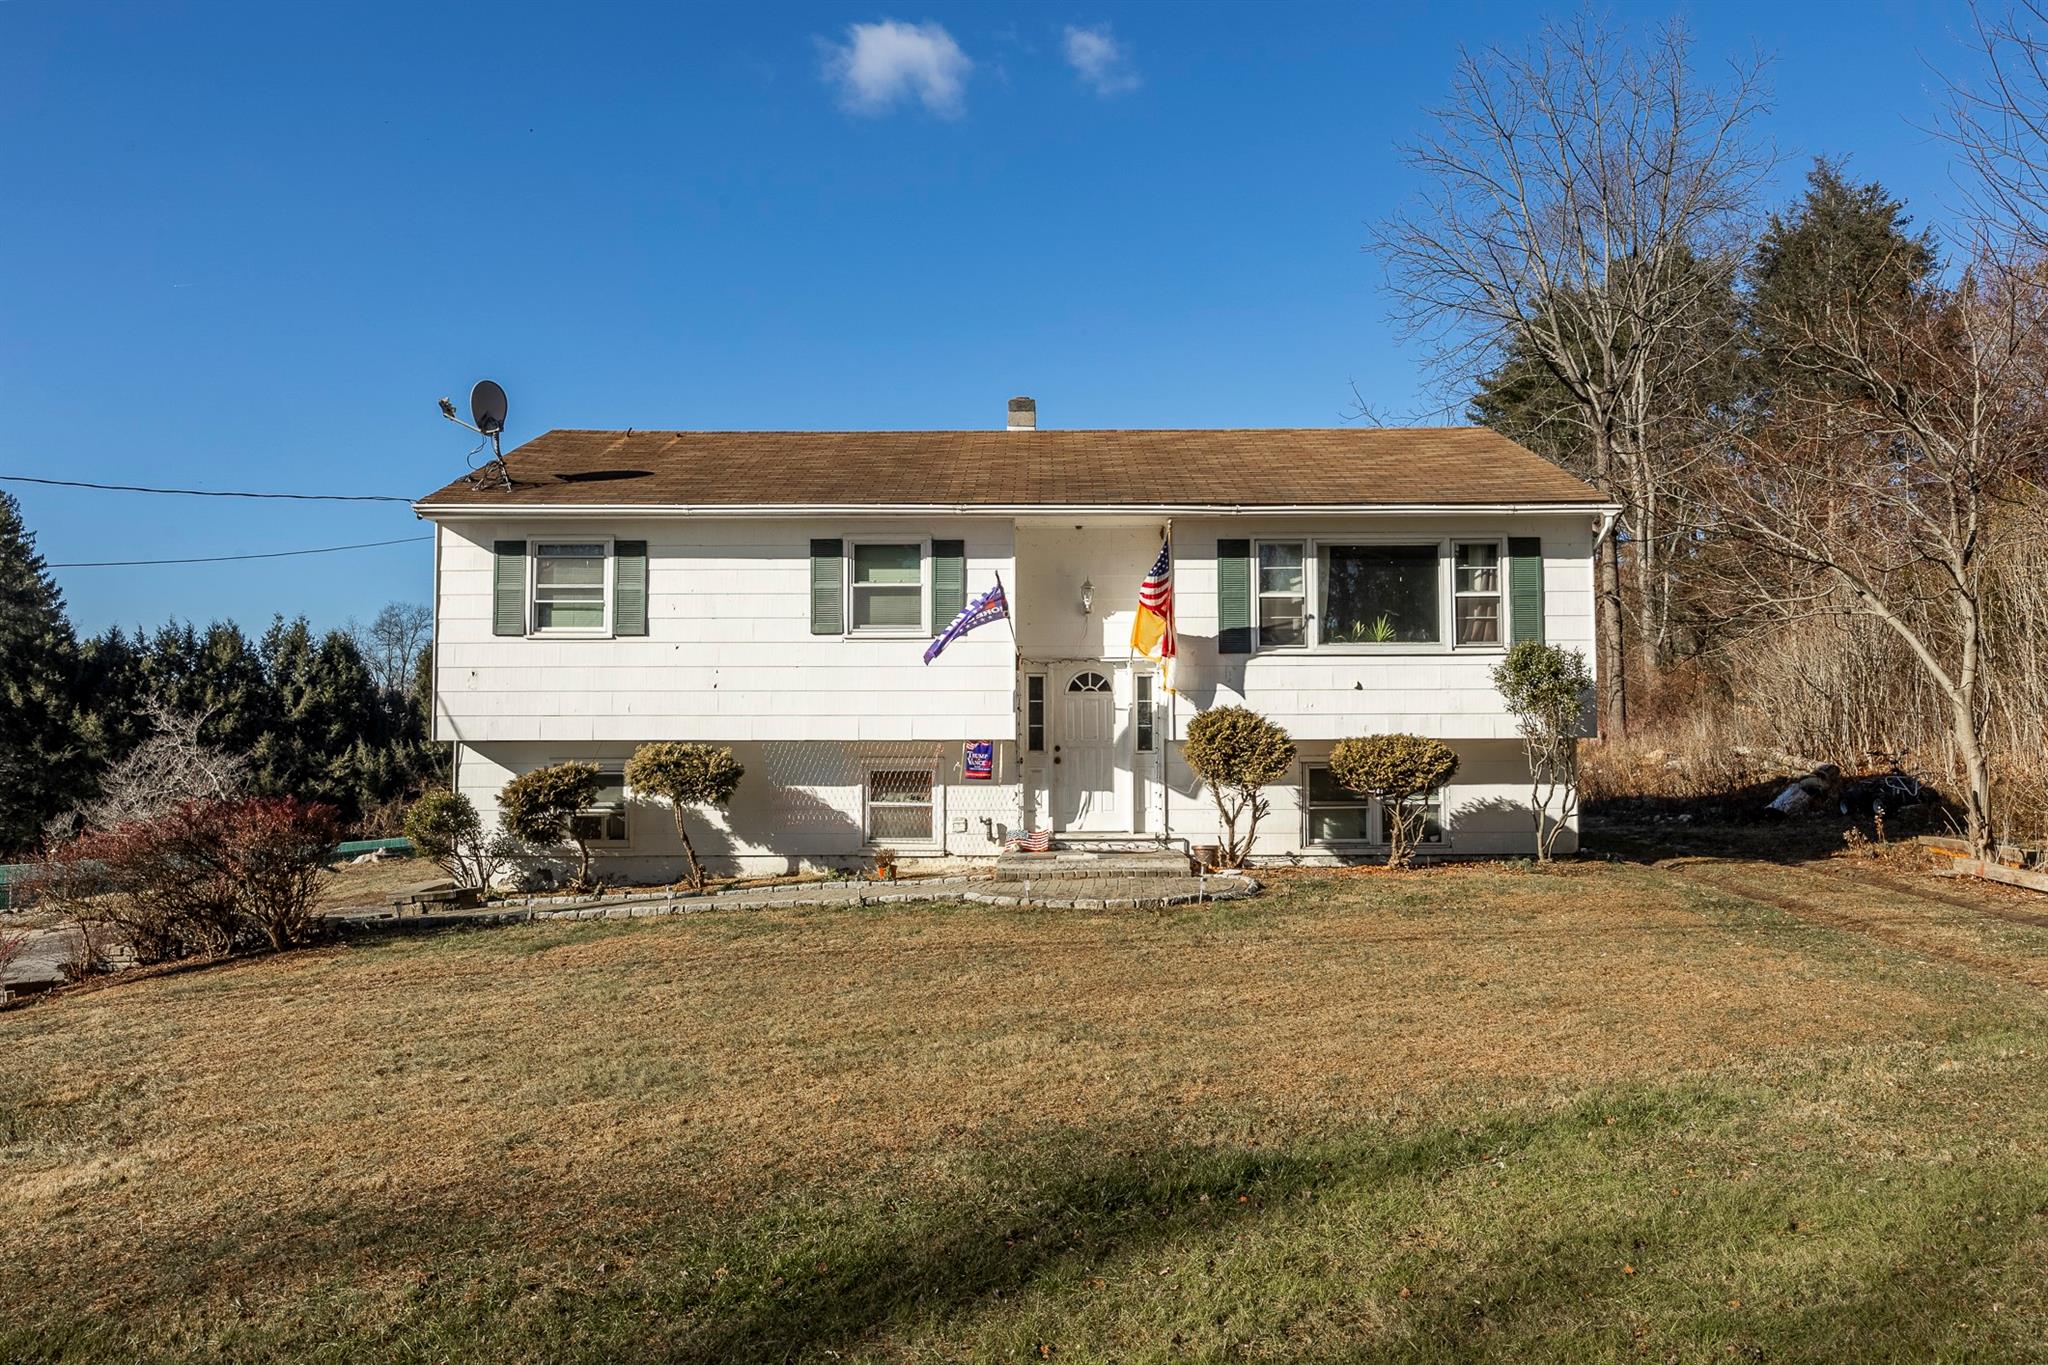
left=1, top=0, right=1974, bottom=634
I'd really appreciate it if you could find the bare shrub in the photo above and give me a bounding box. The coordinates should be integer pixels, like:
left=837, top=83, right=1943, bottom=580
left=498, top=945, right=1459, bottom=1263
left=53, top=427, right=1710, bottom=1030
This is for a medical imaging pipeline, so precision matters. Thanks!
left=226, top=799, right=344, bottom=951
left=35, top=798, right=341, bottom=964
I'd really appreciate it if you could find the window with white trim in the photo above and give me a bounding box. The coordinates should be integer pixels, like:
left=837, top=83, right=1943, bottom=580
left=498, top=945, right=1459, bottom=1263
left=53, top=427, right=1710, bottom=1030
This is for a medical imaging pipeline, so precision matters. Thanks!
left=1256, top=541, right=1307, bottom=648
left=532, top=542, right=609, bottom=633
left=866, top=768, right=935, bottom=843
left=1392, top=788, right=1447, bottom=846
left=1025, top=674, right=1046, bottom=752
left=1320, top=543, right=1440, bottom=644
left=1304, top=766, right=1373, bottom=842
left=570, top=768, right=630, bottom=845
left=850, top=543, right=923, bottom=632
left=1134, top=673, right=1156, bottom=752
left=1304, top=766, right=1447, bottom=846
left=1453, top=542, right=1503, bottom=645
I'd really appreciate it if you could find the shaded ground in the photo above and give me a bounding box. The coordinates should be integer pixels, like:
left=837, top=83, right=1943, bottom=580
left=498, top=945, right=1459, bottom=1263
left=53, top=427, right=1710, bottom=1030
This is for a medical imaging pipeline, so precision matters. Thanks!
left=6, top=857, right=2048, bottom=1361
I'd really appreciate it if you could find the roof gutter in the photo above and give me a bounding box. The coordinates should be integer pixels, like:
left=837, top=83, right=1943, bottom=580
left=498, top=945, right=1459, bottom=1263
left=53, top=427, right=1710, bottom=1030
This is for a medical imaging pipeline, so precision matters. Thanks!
left=414, top=499, right=1622, bottom=521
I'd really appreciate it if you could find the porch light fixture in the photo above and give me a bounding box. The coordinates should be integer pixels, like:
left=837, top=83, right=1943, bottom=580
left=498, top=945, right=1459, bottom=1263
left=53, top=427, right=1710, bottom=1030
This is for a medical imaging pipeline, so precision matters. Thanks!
left=1080, top=578, right=1095, bottom=615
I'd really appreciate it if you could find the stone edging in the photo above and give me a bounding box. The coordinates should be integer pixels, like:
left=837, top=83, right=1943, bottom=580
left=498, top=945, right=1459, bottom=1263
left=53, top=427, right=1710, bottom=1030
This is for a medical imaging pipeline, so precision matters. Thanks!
left=507, top=873, right=991, bottom=910
left=525, top=876, right=1259, bottom=920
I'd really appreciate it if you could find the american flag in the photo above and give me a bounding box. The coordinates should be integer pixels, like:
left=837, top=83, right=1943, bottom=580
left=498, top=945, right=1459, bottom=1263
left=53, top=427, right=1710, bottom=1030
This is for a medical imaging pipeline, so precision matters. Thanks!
left=1138, top=539, right=1173, bottom=618
left=1130, top=536, right=1176, bottom=689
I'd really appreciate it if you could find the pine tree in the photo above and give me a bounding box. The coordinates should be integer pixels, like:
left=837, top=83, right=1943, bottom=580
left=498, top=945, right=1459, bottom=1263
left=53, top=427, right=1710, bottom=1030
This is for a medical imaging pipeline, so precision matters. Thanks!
left=1744, top=158, right=1938, bottom=410
left=0, top=492, right=88, bottom=853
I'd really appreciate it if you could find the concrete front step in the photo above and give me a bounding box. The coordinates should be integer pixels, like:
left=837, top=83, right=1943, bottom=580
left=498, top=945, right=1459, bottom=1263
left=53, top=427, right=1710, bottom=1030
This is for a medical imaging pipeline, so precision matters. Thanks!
left=994, top=848, right=1193, bottom=879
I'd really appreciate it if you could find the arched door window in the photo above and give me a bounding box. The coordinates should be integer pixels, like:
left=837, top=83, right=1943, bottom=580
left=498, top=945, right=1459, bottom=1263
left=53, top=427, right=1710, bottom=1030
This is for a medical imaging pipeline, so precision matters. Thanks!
left=1067, top=671, right=1111, bottom=693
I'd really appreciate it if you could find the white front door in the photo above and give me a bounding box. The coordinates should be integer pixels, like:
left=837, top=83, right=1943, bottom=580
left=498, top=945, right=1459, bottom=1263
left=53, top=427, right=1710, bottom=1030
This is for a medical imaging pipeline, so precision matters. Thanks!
left=1054, top=666, right=1121, bottom=831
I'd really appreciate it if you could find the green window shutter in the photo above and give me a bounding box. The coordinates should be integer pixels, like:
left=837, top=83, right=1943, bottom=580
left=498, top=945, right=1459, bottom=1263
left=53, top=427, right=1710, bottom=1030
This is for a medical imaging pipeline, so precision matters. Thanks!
left=1507, top=537, right=1544, bottom=643
left=613, top=541, right=648, bottom=636
left=929, top=539, right=966, bottom=634
left=492, top=541, right=526, bottom=637
left=810, top=538, right=845, bottom=635
left=1217, top=538, right=1252, bottom=654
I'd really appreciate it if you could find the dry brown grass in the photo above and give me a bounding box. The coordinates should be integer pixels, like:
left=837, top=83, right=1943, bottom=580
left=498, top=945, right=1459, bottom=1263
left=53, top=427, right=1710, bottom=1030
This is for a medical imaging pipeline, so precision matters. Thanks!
left=312, top=855, right=446, bottom=911
left=6, top=859, right=2048, bottom=1360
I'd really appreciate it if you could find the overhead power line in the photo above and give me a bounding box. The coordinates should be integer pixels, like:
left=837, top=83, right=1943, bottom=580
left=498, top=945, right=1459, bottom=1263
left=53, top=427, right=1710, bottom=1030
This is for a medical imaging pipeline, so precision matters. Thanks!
left=49, top=535, right=433, bottom=569
left=0, top=474, right=414, bottom=503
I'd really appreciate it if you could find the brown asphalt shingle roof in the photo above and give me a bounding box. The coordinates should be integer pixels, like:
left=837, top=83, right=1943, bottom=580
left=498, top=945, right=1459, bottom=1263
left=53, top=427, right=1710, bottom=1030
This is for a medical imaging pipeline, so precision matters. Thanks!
left=415, top=427, right=1606, bottom=509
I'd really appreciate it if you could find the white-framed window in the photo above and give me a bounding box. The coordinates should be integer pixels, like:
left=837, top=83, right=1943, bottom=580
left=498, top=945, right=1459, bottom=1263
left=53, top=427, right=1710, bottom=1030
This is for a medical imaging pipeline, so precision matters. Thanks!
left=569, top=767, right=630, bottom=846
left=1067, top=670, right=1111, bottom=693
left=848, top=541, right=925, bottom=633
left=531, top=540, right=612, bottom=635
left=1303, top=765, right=1448, bottom=846
left=865, top=767, right=937, bottom=845
left=1247, top=538, right=1515, bottom=655
left=1134, top=673, right=1156, bottom=752
left=1320, top=543, right=1440, bottom=645
left=1304, top=765, right=1374, bottom=842
left=1453, top=541, right=1504, bottom=646
left=1392, top=788, right=1447, bottom=846
left=1256, top=541, right=1308, bottom=648
left=1025, top=674, right=1047, bottom=752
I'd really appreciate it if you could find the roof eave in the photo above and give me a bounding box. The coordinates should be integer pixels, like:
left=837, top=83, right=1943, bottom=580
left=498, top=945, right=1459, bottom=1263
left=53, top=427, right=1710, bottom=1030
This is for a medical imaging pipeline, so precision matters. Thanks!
left=413, top=499, right=1620, bottom=520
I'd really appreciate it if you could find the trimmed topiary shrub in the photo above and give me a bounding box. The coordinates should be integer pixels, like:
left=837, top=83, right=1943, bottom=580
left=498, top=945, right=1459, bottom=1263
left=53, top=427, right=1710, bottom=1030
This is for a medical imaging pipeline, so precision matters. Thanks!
left=1328, top=734, right=1459, bottom=869
left=1183, top=706, right=1297, bottom=868
left=624, top=742, right=745, bottom=891
left=498, top=761, right=606, bottom=890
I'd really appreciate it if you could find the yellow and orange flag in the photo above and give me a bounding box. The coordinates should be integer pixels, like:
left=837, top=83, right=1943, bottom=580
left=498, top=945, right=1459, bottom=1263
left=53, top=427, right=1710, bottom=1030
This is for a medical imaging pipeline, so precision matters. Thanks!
left=1130, top=534, right=1175, bottom=691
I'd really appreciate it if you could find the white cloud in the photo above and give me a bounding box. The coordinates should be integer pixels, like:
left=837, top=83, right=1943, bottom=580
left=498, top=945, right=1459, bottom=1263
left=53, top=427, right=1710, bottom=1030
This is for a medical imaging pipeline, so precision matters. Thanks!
left=1062, top=22, right=1139, bottom=96
left=820, top=20, right=972, bottom=118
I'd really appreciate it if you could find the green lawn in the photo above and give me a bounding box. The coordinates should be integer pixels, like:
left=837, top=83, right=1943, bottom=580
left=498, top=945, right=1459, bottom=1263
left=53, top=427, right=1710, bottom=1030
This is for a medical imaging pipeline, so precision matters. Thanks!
left=6, top=853, right=2048, bottom=1361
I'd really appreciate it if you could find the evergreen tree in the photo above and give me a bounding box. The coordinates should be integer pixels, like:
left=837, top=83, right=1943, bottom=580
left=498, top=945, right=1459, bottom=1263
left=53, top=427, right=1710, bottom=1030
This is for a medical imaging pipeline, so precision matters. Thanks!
left=74, top=626, right=148, bottom=769
left=1743, top=158, right=1938, bottom=410
left=251, top=617, right=388, bottom=820
left=0, top=492, right=89, bottom=853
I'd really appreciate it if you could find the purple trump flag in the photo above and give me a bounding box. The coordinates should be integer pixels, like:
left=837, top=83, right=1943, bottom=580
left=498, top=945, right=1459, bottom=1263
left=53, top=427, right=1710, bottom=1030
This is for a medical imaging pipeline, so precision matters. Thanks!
left=924, top=579, right=1009, bottom=664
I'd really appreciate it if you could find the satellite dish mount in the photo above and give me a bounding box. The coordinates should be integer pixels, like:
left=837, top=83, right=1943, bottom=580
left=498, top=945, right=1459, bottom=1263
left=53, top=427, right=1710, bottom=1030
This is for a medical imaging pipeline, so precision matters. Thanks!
left=438, top=379, right=513, bottom=489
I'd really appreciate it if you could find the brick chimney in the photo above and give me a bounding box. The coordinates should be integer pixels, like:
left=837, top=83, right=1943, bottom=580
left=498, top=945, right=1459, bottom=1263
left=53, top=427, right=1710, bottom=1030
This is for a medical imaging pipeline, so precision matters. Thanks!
left=1006, top=396, right=1037, bottom=431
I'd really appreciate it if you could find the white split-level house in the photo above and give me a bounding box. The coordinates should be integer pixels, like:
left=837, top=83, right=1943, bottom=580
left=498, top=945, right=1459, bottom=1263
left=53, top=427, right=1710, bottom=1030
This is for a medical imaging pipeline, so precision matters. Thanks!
left=415, top=399, right=1616, bottom=876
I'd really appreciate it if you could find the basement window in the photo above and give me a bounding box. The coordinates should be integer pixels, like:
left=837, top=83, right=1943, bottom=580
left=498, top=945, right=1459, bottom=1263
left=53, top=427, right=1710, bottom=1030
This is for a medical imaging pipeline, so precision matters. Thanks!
left=569, top=769, right=630, bottom=846
left=1304, top=766, right=1447, bottom=846
left=866, top=768, right=935, bottom=844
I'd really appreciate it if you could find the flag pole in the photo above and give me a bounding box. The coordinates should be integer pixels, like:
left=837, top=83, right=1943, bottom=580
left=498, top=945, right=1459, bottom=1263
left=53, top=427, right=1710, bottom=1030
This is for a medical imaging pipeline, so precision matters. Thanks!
left=1162, top=520, right=1173, bottom=848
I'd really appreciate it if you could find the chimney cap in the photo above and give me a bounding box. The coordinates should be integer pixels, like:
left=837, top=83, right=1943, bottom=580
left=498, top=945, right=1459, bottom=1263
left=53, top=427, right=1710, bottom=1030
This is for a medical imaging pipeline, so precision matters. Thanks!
left=1006, top=395, right=1037, bottom=430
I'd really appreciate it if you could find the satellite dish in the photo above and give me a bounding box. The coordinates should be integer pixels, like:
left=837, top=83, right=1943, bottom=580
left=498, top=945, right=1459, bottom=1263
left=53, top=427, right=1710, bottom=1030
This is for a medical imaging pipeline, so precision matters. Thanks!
left=470, top=380, right=508, bottom=436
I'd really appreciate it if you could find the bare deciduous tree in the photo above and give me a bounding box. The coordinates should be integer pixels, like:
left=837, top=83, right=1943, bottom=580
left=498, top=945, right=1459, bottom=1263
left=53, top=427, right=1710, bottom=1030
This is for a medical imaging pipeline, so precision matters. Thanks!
left=1370, top=16, right=1773, bottom=736
left=1700, top=260, right=2048, bottom=852
left=345, top=602, right=433, bottom=698
left=58, top=697, right=249, bottom=836
left=1950, top=1, right=2048, bottom=255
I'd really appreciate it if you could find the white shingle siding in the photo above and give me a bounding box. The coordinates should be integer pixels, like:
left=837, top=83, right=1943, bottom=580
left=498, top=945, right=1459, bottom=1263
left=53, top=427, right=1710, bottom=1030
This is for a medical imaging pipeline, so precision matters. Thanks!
left=429, top=508, right=1601, bottom=869
left=434, top=517, right=1016, bottom=744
